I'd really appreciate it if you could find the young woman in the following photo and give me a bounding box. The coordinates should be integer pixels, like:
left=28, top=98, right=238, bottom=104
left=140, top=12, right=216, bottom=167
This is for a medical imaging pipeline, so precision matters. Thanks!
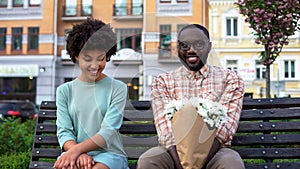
left=53, top=18, right=129, bottom=169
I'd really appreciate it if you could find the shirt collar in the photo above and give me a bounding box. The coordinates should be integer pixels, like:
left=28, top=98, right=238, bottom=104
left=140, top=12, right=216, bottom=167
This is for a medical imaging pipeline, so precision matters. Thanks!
left=182, top=64, right=209, bottom=79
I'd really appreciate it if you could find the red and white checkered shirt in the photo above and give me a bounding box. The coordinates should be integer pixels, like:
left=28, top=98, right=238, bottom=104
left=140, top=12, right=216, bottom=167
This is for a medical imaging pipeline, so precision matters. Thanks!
left=151, top=65, right=245, bottom=147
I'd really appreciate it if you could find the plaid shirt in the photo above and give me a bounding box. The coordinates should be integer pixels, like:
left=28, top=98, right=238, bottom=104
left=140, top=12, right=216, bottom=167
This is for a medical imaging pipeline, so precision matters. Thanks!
left=151, top=65, right=245, bottom=147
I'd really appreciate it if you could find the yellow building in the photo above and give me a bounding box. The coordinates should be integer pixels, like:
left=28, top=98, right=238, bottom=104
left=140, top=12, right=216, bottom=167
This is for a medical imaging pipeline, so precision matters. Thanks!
left=0, top=0, right=57, bottom=103
left=209, top=0, right=300, bottom=98
left=0, top=0, right=210, bottom=102
left=56, top=0, right=209, bottom=100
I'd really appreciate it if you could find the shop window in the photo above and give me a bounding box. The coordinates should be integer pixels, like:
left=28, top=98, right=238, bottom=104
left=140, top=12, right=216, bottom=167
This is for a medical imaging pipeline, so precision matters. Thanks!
left=117, top=78, right=139, bottom=100
left=116, top=28, right=142, bottom=51
left=12, top=27, right=23, bottom=51
left=28, top=27, right=39, bottom=51
left=0, top=28, right=6, bottom=51
left=13, top=0, right=23, bottom=7
left=284, top=60, right=295, bottom=79
left=1, top=77, right=36, bottom=94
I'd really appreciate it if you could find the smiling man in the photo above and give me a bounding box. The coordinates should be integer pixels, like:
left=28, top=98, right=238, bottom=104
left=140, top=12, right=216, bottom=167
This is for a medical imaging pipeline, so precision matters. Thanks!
left=137, top=24, right=245, bottom=169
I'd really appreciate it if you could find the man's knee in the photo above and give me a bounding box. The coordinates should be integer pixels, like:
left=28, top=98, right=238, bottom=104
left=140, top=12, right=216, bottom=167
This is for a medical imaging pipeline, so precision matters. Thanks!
left=207, top=148, right=245, bottom=169
left=137, top=146, right=174, bottom=169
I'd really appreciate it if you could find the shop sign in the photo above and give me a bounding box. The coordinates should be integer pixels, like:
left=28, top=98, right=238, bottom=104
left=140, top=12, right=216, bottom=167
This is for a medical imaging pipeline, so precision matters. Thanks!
left=0, top=65, right=39, bottom=77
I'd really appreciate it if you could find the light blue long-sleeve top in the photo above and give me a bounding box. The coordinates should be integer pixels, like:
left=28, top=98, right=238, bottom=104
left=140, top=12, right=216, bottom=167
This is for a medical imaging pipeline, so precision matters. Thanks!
left=56, top=77, right=127, bottom=158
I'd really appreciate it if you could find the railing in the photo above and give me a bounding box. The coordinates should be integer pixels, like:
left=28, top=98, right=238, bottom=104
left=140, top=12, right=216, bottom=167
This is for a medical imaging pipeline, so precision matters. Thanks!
left=62, top=5, right=92, bottom=17
left=113, top=3, right=143, bottom=16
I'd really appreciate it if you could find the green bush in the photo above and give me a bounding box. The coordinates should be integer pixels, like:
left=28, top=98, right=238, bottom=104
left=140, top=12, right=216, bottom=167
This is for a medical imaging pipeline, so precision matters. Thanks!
left=0, top=151, right=31, bottom=169
left=0, top=118, right=35, bottom=154
left=0, top=118, right=36, bottom=168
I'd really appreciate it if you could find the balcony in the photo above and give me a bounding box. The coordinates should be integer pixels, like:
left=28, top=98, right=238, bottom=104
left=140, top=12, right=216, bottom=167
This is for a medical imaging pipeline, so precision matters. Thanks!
left=61, top=5, right=92, bottom=21
left=113, top=3, right=143, bottom=20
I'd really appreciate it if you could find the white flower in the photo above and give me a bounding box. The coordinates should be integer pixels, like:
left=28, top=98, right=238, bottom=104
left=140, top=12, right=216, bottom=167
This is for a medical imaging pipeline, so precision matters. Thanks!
left=194, top=98, right=227, bottom=128
left=164, top=100, right=183, bottom=120
left=163, top=98, right=227, bottom=129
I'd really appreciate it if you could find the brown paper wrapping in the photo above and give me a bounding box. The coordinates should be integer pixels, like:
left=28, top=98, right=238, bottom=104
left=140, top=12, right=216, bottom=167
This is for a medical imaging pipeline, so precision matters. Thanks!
left=171, top=102, right=217, bottom=169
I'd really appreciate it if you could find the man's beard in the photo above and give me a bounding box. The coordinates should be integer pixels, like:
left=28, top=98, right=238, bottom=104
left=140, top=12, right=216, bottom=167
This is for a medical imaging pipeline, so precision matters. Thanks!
left=178, top=53, right=205, bottom=71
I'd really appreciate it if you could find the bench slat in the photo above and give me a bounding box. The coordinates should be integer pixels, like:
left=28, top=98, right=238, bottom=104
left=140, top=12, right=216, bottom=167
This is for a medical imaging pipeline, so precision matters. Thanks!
left=242, top=98, right=300, bottom=109
left=237, top=122, right=300, bottom=132
left=241, top=108, right=300, bottom=120
left=123, top=109, right=153, bottom=121
left=235, top=148, right=300, bottom=158
left=244, top=162, right=300, bottom=169
left=31, top=148, right=61, bottom=158
left=29, top=161, right=55, bottom=169
left=122, top=136, right=158, bottom=147
left=35, top=124, right=57, bottom=134
left=120, top=124, right=156, bottom=134
left=34, top=135, right=59, bottom=146
left=232, top=134, right=300, bottom=145
left=37, top=110, right=57, bottom=120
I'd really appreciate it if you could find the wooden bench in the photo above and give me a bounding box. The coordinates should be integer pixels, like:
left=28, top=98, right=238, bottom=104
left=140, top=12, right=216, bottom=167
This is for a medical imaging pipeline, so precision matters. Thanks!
left=29, top=97, right=300, bottom=169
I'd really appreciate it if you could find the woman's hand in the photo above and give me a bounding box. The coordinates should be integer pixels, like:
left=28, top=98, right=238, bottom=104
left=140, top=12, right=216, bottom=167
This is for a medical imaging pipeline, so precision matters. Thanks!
left=76, top=153, right=95, bottom=169
left=53, top=149, right=81, bottom=169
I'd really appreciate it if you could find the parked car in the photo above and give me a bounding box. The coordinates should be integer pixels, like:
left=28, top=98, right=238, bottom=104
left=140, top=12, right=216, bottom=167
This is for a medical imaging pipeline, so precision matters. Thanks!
left=0, top=100, right=38, bottom=122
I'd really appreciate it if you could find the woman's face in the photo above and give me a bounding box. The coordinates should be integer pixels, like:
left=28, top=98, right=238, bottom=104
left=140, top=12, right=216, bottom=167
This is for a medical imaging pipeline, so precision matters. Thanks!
left=178, top=27, right=211, bottom=71
left=76, top=49, right=106, bottom=82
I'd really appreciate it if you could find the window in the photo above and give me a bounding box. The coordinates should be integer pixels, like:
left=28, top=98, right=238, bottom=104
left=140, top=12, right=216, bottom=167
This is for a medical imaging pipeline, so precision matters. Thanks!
left=29, top=0, right=41, bottom=6
left=160, top=25, right=171, bottom=50
left=0, top=0, right=8, bottom=7
left=28, top=27, right=39, bottom=50
left=115, top=0, right=127, bottom=16
left=255, top=60, right=266, bottom=79
left=12, top=27, right=22, bottom=51
left=0, top=28, right=6, bottom=51
left=13, top=0, right=23, bottom=7
left=177, top=0, right=188, bottom=2
left=65, top=0, right=77, bottom=16
left=116, top=28, right=142, bottom=51
left=160, top=0, right=171, bottom=3
left=82, top=0, right=92, bottom=16
left=284, top=60, right=295, bottom=78
left=177, top=24, right=187, bottom=34
left=226, top=60, right=238, bottom=72
left=226, top=17, right=238, bottom=37
left=132, top=0, right=142, bottom=15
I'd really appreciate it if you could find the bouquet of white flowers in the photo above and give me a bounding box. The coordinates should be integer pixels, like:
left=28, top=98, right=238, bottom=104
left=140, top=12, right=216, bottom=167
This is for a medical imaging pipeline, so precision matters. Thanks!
left=163, top=98, right=227, bottom=169
left=164, top=98, right=227, bottom=129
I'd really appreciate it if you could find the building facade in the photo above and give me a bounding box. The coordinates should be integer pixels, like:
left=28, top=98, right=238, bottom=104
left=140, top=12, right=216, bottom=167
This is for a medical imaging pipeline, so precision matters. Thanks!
left=0, top=0, right=209, bottom=104
left=209, top=0, right=300, bottom=98
left=0, top=0, right=57, bottom=104
left=55, top=0, right=209, bottom=101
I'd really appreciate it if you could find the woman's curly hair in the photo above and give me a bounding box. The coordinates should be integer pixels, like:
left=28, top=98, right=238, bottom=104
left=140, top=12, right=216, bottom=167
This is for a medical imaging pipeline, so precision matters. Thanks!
left=66, top=18, right=117, bottom=63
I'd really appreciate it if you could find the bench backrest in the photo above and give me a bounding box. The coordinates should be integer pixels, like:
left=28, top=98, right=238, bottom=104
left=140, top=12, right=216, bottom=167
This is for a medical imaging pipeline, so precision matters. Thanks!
left=30, top=98, right=300, bottom=169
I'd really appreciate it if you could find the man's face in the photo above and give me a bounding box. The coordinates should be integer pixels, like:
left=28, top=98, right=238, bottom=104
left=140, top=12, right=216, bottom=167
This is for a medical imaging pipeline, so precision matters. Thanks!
left=177, top=27, right=211, bottom=71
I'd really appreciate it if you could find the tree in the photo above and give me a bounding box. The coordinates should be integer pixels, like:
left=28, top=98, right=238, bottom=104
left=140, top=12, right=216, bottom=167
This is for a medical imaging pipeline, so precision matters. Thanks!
left=235, top=0, right=300, bottom=98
